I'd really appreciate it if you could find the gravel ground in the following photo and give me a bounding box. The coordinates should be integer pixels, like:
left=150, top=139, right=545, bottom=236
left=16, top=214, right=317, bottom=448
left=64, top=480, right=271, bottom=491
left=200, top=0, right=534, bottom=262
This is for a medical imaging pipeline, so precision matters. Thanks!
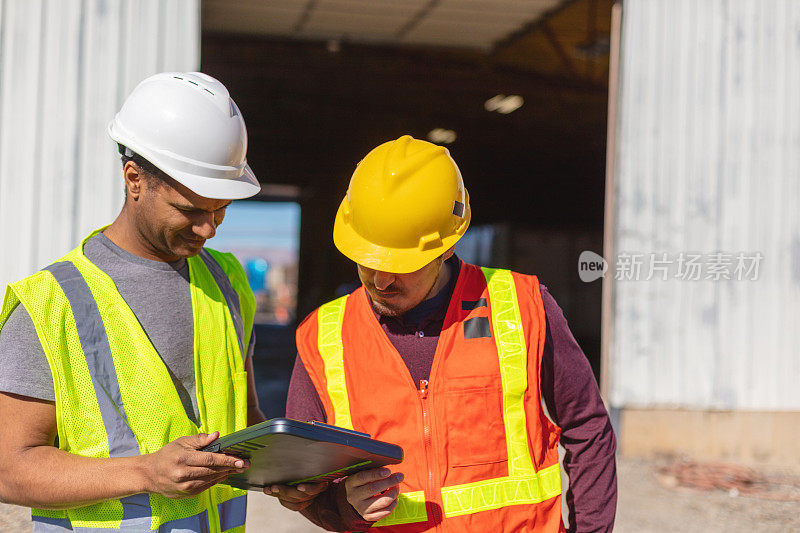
left=1, top=456, right=798, bottom=532
left=616, top=457, right=800, bottom=532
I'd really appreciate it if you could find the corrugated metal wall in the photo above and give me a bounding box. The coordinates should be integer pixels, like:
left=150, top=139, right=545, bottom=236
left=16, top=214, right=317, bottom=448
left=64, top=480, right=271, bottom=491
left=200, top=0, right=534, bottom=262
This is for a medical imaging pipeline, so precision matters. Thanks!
left=610, top=0, right=800, bottom=411
left=0, top=0, right=199, bottom=288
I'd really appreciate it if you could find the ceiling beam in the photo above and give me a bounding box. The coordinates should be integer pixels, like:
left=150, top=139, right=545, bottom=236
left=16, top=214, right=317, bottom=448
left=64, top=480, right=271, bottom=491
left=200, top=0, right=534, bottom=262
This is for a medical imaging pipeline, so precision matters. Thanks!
left=490, top=0, right=581, bottom=57
left=540, top=20, right=579, bottom=77
left=394, top=0, right=441, bottom=40
left=292, top=0, right=318, bottom=34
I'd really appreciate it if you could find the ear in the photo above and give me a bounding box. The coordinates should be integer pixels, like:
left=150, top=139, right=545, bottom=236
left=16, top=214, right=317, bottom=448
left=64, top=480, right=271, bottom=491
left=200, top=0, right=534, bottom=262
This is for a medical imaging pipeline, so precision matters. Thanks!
left=123, top=161, right=144, bottom=200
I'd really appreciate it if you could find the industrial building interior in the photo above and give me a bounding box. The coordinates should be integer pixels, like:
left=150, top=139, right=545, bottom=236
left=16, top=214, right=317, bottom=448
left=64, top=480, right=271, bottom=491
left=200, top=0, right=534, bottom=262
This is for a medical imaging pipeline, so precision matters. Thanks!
left=200, top=0, right=614, bottom=416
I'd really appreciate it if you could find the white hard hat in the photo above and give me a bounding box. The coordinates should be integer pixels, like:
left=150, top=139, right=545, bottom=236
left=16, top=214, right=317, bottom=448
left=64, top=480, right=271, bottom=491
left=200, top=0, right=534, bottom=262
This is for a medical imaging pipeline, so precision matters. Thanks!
left=108, top=72, right=260, bottom=200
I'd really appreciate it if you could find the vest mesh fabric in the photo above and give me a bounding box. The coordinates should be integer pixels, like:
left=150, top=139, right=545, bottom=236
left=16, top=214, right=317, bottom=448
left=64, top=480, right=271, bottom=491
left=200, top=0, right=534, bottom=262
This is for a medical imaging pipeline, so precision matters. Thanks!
left=0, top=231, right=253, bottom=533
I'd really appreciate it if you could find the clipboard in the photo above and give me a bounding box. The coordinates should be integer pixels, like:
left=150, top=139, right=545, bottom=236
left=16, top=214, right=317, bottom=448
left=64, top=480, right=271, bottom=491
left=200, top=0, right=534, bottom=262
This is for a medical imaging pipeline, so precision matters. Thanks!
left=201, top=418, right=403, bottom=490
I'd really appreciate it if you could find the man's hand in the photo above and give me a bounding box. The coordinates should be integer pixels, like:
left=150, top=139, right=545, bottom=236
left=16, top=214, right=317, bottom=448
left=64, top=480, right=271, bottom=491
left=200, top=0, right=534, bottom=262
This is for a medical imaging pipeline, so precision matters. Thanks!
left=142, top=432, right=249, bottom=499
left=345, top=468, right=404, bottom=522
left=265, top=482, right=329, bottom=511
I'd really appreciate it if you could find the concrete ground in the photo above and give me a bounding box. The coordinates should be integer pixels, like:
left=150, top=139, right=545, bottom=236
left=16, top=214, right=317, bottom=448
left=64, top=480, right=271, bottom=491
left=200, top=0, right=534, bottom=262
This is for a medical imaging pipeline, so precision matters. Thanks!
left=1, top=456, right=798, bottom=531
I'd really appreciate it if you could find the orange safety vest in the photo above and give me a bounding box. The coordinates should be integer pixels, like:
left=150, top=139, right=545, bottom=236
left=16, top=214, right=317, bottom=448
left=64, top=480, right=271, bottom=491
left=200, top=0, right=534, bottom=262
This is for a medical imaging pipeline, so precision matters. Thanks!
left=297, top=263, right=564, bottom=532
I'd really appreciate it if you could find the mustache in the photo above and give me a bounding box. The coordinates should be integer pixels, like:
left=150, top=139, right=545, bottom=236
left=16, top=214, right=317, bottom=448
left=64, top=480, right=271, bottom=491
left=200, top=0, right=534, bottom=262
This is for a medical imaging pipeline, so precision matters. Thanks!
left=366, top=284, right=401, bottom=296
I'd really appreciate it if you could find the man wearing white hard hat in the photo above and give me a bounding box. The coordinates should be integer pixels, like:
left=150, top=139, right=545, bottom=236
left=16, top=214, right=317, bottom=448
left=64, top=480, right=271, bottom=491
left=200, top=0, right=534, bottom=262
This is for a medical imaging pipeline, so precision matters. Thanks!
left=0, top=72, right=298, bottom=532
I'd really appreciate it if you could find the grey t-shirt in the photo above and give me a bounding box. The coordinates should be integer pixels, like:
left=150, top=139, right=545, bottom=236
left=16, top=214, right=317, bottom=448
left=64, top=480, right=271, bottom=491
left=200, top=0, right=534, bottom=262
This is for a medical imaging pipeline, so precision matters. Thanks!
left=0, top=233, right=252, bottom=425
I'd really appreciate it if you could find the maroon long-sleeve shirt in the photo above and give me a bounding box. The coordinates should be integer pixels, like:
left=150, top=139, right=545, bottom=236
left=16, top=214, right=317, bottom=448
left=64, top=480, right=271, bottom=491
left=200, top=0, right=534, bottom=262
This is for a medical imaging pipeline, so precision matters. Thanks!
left=286, top=257, right=617, bottom=532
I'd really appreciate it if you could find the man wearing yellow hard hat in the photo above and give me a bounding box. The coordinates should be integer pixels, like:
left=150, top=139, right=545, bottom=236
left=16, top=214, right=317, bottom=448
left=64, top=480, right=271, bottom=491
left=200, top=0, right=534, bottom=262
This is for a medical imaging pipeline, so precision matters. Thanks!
left=280, top=135, right=617, bottom=531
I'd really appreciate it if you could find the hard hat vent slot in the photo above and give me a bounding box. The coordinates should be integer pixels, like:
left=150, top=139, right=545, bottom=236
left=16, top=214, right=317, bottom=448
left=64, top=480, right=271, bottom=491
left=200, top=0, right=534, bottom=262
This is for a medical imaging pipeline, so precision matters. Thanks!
left=173, top=75, right=215, bottom=96
left=453, top=200, right=465, bottom=217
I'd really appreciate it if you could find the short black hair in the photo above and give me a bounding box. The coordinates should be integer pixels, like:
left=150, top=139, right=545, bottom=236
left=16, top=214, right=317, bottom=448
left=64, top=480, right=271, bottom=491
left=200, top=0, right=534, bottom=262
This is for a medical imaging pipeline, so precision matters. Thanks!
left=118, top=144, right=164, bottom=177
left=118, top=144, right=168, bottom=197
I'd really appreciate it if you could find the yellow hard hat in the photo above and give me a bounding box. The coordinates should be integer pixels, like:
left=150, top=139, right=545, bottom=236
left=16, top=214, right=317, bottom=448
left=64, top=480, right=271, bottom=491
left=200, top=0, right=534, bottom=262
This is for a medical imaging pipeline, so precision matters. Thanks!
left=333, top=135, right=471, bottom=273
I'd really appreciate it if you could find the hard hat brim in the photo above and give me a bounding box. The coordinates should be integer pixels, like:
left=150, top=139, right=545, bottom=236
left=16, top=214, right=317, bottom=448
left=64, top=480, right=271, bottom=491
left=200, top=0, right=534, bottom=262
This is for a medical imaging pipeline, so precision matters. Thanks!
left=165, top=163, right=261, bottom=200
left=333, top=197, right=470, bottom=274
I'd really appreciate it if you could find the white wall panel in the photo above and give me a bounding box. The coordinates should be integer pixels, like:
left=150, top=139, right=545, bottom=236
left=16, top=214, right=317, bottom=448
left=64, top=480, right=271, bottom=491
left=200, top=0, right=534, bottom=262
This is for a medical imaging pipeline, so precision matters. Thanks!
left=610, top=0, right=800, bottom=410
left=0, top=0, right=199, bottom=288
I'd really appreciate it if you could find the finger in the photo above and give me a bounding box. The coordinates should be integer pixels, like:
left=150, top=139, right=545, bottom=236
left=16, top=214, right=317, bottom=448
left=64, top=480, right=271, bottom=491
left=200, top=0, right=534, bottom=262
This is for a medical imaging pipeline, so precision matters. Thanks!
left=186, top=450, right=249, bottom=470
left=345, top=467, right=392, bottom=490
left=350, top=472, right=403, bottom=503
left=183, top=432, right=220, bottom=449
left=294, top=482, right=329, bottom=496
left=175, top=471, right=234, bottom=496
left=195, top=471, right=234, bottom=487
left=357, top=485, right=399, bottom=517
left=363, top=485, right=399, bottom=512
left=267, top=485, right=317, bottom=503
left=362, top=494, right=400, bottom=522
left=182, top=465, right=240, bottom=482
left=183, top=464, right=247, bottom=479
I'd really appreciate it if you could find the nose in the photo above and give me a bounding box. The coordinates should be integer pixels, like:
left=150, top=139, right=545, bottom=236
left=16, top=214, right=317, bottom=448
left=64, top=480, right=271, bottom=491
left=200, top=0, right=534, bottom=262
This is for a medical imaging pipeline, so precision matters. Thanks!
left=193, top=212, right=217, bottom=240
left=373, top=270, right=395, bottom=291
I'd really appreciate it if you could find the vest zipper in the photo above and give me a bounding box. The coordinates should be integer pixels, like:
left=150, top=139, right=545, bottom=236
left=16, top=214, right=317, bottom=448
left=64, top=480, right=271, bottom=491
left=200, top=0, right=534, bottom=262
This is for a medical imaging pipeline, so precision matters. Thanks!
left=418, top=379, right=441, bottom=530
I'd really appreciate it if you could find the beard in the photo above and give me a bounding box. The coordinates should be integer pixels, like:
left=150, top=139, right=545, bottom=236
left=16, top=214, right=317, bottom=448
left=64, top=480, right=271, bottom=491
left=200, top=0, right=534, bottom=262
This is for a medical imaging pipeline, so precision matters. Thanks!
left=364, top=259, right=448, bottom=318
left=368, top=296, right=407, bottom=317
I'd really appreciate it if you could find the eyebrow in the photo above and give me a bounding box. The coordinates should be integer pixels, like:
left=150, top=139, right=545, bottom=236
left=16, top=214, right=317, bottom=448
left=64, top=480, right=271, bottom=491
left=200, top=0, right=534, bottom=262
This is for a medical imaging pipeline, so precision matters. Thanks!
left=170, top=200, right=233, bottom=213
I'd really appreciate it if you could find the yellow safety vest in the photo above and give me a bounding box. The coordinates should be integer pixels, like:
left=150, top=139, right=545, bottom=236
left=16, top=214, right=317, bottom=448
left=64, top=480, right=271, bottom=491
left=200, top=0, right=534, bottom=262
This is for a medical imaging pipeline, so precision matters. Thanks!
left=0, top=230, right=255, bottom=532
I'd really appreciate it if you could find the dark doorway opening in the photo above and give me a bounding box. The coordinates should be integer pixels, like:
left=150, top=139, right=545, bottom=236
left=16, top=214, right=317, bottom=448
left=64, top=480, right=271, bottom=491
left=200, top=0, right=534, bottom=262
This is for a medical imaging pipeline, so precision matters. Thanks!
left=202, top=1, right=613, bottom=415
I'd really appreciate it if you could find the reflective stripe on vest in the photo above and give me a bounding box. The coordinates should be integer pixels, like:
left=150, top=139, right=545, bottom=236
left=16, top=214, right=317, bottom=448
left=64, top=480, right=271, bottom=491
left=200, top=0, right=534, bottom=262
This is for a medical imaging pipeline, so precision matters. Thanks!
left=33, top=494, right=248, bottom=533
left=199, top=249, right=247, bottom=359
left=43, top=261, right=140, bottom=458
left=317, top=295, right=353, bottom=430
left=482, top=266, right=534, bottom=478
left=33, top=494, right=247, bottom=533
left=39, top=262, right=152, bottom=528
left=218, top=493, right=248, bottom=531
left=31, top=493, right=155, bottom=532
left=440, top=463, right=562, bottom=518
left=316, top=268, right=560, bottom=526
left=33, top=508, right=210, bottom=532
left=371, top=491, right=427, bottom=527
